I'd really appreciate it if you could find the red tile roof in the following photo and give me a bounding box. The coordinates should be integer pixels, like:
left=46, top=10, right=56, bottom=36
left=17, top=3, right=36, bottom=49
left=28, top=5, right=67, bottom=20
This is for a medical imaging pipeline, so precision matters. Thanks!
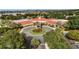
left=19, top=21, right=32, bottom=25
left=32, top=18, right=48, bottom=21
left=47, top=20, right=57, bottom=25
left=13, top=18, right=58, bottom=26
left=13, top=20, right=32, bottom=26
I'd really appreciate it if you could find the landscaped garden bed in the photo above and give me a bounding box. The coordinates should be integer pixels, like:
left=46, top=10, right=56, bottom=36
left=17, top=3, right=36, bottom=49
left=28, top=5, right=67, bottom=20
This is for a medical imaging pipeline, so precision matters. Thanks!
left=29, top=28, right=48, bottom=35
left=65, top=30, right=79, bottom=48
left=66, top=30, right=79, bottom=41
left=23, top=26, right=53, bottom=36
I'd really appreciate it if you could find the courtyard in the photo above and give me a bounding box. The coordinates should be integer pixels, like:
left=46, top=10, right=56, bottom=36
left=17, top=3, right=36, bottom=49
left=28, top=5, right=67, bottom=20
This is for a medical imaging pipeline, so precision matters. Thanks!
left=22, top=26, right=53, bottom=36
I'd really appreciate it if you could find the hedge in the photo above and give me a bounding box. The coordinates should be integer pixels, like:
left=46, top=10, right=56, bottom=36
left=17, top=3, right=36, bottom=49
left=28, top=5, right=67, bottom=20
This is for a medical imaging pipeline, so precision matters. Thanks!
left=66, top=30, right=79, bottom=41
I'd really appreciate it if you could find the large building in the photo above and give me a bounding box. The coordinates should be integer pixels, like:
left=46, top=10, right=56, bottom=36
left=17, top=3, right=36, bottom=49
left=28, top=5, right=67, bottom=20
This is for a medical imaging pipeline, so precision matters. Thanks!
left=13, top=17, right=68, bottom=26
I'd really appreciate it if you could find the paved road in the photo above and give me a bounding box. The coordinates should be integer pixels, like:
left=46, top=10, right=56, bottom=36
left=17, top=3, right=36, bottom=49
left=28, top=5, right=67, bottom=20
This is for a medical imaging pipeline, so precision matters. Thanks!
left=37, top=43, right=45, bottom=49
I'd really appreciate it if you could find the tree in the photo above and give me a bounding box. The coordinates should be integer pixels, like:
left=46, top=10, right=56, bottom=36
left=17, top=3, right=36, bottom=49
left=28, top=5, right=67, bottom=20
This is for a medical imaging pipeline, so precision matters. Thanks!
left=0, top=20, right=12, bottom=27
left=9, top=22, right=23, bottom=29
left=44, top=28, right=71, bottom=49
left=0, top=20, right=12, bottom=35
left=0, top=29, right=24, bottom=49
left=64, top=19, right=79, bottom=30
left=31, top=39, right=40, bottom=48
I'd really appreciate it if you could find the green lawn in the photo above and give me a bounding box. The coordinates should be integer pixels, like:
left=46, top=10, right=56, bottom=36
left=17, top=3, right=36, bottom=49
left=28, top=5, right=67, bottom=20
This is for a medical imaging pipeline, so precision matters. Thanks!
left=29, top=29, right=45, bottom=35
left=25, top=26, right=53, bottom=36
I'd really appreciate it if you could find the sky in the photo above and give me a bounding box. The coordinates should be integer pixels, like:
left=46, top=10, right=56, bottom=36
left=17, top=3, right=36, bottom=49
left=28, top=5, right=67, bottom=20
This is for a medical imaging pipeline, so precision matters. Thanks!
left=0, top=0, right=79, bottom=9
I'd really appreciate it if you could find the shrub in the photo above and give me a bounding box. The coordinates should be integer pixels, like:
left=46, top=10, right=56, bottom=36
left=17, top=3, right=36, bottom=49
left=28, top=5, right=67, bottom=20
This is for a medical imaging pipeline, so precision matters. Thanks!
left=64, top=19, right=79, bottom=30
left=66, top=30, right=79, bottom=41
left=31, top=39, right=40, bottom=48
left=44, top=28, right=71, bottom=49
left=32, top=28, right=42, bottom=33
left=0, top=29, right=25, bottom=49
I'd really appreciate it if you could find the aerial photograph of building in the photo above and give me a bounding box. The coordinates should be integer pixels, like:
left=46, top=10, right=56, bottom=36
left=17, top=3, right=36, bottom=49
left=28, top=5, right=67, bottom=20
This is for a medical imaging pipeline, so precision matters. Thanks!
left=0, top=9, right=79, bottom=49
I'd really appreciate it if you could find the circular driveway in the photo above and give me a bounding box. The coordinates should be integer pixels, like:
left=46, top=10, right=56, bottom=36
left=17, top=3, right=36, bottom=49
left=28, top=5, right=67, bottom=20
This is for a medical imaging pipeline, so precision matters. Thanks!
left=20, top=26, right=53, bottom=43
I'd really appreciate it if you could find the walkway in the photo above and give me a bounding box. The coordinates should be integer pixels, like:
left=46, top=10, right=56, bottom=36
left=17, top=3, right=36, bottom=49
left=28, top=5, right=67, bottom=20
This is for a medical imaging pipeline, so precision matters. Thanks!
left=37, top=43, right=45, bottom=49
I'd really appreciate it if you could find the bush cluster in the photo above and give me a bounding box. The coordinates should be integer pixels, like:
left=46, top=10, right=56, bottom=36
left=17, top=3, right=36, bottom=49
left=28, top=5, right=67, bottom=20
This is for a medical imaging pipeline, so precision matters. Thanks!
left=66, top=30, right=79, bottom=41
left=64, top=19, right=79, bottom=30
left=31, top=39, right=40, bottom=48
left=32, top=28, right=42, bottom=33
left=0, top=29, right=25, bottom=49
left=44, top=28, right=71, bottom=49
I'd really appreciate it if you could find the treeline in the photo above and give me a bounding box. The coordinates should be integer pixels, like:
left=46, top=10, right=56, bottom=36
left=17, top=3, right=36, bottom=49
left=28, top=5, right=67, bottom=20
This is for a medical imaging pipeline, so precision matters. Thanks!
left=0, top=9, right=79, bottom=20
left=0, top=14, right=49, bottom=20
